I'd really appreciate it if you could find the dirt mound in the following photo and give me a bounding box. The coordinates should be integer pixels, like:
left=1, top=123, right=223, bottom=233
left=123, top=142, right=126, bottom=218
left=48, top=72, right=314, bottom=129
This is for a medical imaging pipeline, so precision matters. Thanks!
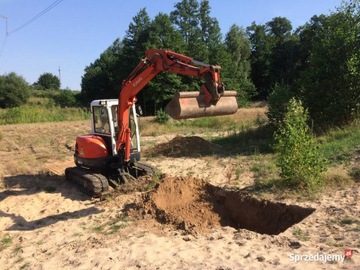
left=147, top=136, right=224, bottom=157
left=128, top=176, right=315, bottom=235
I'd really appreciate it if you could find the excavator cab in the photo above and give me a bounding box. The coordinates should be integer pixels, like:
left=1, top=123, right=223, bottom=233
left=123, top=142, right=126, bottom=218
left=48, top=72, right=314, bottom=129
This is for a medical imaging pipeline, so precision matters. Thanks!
left=74, top=100, right=141, bottom=171
left=90, top=99, right=141, bottom=160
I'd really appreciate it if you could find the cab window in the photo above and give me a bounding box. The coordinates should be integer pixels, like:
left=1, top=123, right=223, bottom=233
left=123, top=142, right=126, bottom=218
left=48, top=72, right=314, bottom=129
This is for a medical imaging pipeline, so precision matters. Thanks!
left=129, top=106, right=139, bottom=149
left=111, top=105, right=118, bottom=132
left=94, top=106, right=110, bottom=134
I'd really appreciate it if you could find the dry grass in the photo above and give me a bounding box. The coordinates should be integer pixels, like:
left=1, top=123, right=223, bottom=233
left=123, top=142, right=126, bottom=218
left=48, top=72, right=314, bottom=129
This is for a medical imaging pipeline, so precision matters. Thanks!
left=0, top=106, right=268, bottom=179
left=140, top=106, right=268, bottom=137
left=0, top=121, right=89, bottom=178
left=323, top=165, right=355, bottom=189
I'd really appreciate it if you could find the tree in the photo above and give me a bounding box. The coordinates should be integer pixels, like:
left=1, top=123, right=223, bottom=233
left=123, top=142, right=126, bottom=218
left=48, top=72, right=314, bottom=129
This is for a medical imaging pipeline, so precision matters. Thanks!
left=266, top=17, right=299, bottom=88
left=247, top=17, right=298, bottom=99
left=170, top=0, right=200, bottom=45
left=266, top=17, right=292, bottom=41
left=145, top=13, right=186, bottom=114
left=274, top=98, right=326, bottom=192
left=198, top=0, right=223, bottom=62
left=0, top=72, right=30, bottom=108
left=298, top=2, right=360, bottom=126
left=36, top=72, right=60, bottom=90
left=224, top=24, right=255, bottom=104
left=122, top=8, right=152, bottom=74
left=146, top=13, right=185, bottom=51
left=81, top=38, right=124, bottom=102
left=120, top=8, right=153, bottom=114
left=247, top=22, right=274, bottom=99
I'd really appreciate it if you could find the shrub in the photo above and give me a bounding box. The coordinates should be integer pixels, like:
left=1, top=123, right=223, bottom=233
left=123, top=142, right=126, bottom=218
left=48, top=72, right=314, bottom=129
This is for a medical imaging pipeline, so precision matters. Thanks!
left=274, top=98, right=327, bottom=193
left=0, top=72, right=30, bottom=108
left=53, top=90, right=78, bottom=107
left=155, top=109, right=170, bottom=124
left=267, top=83, right=293, bottom=126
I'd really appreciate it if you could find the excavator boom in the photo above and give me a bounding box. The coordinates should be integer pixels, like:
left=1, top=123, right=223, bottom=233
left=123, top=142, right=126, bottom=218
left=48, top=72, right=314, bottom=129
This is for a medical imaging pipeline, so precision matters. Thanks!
left=117, top=49, right=238, bottom=161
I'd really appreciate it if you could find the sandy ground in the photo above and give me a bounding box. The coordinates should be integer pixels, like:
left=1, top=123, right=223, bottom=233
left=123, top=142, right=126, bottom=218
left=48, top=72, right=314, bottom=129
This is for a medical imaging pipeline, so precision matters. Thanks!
left=0, top=121, right=359, bottom=270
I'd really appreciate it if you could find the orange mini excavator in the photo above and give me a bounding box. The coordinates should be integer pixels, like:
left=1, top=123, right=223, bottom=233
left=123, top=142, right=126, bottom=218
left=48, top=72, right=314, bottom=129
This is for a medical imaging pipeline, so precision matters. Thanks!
left=65, top=49, right=238, bottom=196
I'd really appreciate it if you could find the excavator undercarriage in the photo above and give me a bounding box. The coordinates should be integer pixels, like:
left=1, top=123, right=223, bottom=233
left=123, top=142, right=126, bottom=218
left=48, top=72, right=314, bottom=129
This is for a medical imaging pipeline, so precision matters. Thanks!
left=65, top=161, right=156, bottom=197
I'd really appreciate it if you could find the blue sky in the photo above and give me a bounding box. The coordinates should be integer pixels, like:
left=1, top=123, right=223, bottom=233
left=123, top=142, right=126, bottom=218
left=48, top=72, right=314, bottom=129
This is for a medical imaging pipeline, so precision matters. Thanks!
left=0, top=0, right=342, bottom=90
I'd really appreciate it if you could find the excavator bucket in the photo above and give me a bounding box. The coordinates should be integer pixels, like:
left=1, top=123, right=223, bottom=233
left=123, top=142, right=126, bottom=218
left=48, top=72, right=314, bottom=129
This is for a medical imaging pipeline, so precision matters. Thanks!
left=164, top=90, right=238, bottom=120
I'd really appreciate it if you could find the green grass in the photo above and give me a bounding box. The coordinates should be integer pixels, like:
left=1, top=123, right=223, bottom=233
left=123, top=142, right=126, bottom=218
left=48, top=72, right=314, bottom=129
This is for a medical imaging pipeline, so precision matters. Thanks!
left=218, top=120, right=360, bottom=196
left=0, top=105, right=90, bottom=124
left=292, top=228, right=310, bottom=241
left=212, top=124, right=274, bottom=155
left=318, top=123, right=360, bottom=165
left=0, top=235, right=12, bottom=251
left=140, top=116, right=240, bottom=137
left=173, top=116, right=237, bottom=129
left=350, top=166, right=360, bottom=182
left=91, top=216, right=128, bottom=235
left=340, top=217, right=360, bottom=225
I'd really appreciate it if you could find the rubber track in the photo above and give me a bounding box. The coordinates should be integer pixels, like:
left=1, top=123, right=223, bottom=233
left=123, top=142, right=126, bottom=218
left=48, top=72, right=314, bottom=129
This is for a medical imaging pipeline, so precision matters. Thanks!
left=65, top=167, right=109, bottom=197
left=134, top=162, right=157, bottom=175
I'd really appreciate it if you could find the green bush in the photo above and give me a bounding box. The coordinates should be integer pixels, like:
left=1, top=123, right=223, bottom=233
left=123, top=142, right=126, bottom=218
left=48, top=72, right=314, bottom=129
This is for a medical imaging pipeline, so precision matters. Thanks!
left=0, top=72, right=30, bottom=108
left=267, top=83, right=293, bottom=126
left=155, top=109, right=170, bottom=124
left=274, top=98, right=327, bottom=193
left=53, top=90, right=78, bottom=107
left=30, top=89, right=60, bottom=99
left=36, top=73, right=60, bottom=90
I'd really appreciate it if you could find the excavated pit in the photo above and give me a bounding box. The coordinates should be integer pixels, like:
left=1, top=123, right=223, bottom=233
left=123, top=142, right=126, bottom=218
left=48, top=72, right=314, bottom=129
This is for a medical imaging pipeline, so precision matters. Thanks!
left=129, top=176, right=315, bottom=235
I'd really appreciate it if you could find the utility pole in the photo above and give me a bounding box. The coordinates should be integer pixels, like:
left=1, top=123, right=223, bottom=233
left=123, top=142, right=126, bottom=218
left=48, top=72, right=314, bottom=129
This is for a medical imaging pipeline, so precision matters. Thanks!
left=58, top=66, right=61, bottom=85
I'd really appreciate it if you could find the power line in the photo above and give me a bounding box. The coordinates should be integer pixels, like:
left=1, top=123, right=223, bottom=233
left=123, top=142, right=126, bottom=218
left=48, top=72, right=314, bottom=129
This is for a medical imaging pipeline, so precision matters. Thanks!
left=8, top=0, right=64, bottom=35
left=0, top=15, right=8, bottom=61
left=0, top=1, right=64, bottom=63
left=0, top=15, right=8, bottom=35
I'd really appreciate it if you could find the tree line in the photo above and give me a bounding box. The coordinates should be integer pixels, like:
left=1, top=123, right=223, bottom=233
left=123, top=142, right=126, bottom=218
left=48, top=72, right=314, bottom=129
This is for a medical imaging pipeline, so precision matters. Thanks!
left=1, top=0, right=359, bottom=129
left=81, top=0, right=359, bottom=128
left=0, top=71, right=83, bottom=109
left=81, top=0, right=255, bottom=115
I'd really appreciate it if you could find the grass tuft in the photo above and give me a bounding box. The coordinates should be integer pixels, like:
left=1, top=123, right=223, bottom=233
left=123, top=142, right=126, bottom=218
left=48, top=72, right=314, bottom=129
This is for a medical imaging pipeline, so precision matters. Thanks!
left=92, top=216, right=128, bottom=235
left=292, top=228, right=310, bottom=241
left=0, top=235, right=12, bottom=251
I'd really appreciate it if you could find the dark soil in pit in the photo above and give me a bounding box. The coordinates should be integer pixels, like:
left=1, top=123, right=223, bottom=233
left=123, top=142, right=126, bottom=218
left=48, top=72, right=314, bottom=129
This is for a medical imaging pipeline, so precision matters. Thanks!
left=127, top=176, right=315, bottom=235
left=146, top=136, right=224, bottom=157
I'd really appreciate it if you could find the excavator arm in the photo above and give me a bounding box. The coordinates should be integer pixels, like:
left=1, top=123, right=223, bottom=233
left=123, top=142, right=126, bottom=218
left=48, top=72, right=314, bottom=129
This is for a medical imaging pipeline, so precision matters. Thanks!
left=117, top=49, right=237, bottom=162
